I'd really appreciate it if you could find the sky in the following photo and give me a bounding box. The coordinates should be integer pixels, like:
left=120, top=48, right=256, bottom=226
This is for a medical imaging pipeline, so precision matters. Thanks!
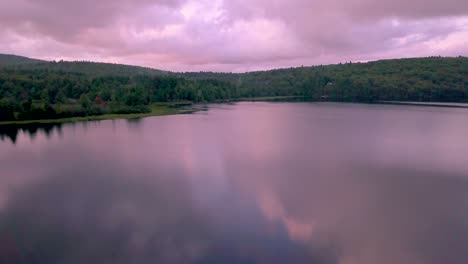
left=0, top=0, right=467, bottom=72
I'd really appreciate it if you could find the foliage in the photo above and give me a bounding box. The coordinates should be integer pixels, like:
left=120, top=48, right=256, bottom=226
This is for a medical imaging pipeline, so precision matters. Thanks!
left=178, top=57, right=468, bottom=102
left=0, top=67, right=233, bottom=121
left=0, top=55, right=467, bottom=122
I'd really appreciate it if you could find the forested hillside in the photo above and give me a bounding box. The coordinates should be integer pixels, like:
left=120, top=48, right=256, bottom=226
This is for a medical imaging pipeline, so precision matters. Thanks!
left=179, top=57, right=468, bottom=102
left=6, top=60, right=168, bottom=77
left=0, top=68, right=232, bottom=122
left=1, top=55, right=467, bottom=122
left=0, top=54, right=45, bottom=66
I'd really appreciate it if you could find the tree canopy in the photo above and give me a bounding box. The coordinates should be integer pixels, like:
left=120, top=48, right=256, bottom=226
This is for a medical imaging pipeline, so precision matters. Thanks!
left=0, top=55, right=467, bottom=122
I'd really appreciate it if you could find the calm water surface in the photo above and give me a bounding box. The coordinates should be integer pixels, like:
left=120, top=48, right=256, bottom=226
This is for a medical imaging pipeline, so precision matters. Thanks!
left=0, top=102, right=467, bottom=264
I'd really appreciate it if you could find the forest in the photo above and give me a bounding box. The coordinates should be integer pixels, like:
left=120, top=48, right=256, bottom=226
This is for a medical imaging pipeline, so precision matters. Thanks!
left=1, top=54, right=467, bottom=122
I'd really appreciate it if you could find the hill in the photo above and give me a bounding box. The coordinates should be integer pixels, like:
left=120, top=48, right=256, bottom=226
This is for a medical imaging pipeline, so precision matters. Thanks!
left=0, top=54, right=45, bottom=66
left=4, top=59, right=168, bottom=77
left=179, top=56, right=468, bottom=102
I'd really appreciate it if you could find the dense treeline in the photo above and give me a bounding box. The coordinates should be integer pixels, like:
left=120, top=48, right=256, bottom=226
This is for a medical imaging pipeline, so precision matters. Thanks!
left=0, top=68, right=235, bottom=121
left=178, top=57, right=468, bottom=102
left=0, top=55, right=467, bottom=122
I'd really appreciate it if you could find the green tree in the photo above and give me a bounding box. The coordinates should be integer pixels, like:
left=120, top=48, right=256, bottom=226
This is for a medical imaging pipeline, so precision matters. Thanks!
left=55, top=90, right=67, bottom=104
left=79, top=94, right=91, bottom=112
left=21, top=98, right=32, bottom=112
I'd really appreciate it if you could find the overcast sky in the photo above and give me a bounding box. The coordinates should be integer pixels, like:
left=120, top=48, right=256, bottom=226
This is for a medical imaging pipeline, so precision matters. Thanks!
left=0, top=0, right=467, bottom=72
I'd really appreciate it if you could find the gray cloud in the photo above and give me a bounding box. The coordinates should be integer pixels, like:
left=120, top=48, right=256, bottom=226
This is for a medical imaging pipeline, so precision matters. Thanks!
left=0, top=0, right=184, bottom=43
left=223, top=0, right=468, bottom=21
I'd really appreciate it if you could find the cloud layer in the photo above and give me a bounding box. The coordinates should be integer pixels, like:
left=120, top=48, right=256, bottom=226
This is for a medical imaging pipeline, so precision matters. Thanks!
left=0, top=0, right=467, bottom=71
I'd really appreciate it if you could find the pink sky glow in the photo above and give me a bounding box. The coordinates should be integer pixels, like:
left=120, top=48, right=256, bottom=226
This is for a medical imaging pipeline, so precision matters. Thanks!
left=0, top=0, right=467, bottom=72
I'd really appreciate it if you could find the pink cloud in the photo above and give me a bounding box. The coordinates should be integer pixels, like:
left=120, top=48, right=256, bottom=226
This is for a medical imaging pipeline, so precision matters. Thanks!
left=0, top=0, right=467, bottom=72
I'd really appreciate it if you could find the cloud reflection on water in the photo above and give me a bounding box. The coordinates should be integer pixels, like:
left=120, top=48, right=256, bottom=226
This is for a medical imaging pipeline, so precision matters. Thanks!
left=0, top=102, right=467, bottom=264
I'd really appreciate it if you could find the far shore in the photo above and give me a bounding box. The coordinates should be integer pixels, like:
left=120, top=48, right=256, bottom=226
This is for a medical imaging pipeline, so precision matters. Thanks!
left=377, top=101, right=468, bottom=108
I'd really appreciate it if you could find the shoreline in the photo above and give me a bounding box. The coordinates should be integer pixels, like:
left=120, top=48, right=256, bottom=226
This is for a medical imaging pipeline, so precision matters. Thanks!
left=377, top=101, right=468, bottom=108
left=0, top=103, right=194, bottom=126
left=2, top=98, right=468, bottom=126
left=0, top=97, right=308, bottom=126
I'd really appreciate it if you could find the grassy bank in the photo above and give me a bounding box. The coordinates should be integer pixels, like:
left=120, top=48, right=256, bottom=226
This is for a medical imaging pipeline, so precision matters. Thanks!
left=0, top=103, right=193, bottom=125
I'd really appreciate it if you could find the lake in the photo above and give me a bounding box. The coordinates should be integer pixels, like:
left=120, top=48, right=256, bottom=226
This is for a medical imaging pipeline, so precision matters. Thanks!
left=0, top=102, right=467, bottom=264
